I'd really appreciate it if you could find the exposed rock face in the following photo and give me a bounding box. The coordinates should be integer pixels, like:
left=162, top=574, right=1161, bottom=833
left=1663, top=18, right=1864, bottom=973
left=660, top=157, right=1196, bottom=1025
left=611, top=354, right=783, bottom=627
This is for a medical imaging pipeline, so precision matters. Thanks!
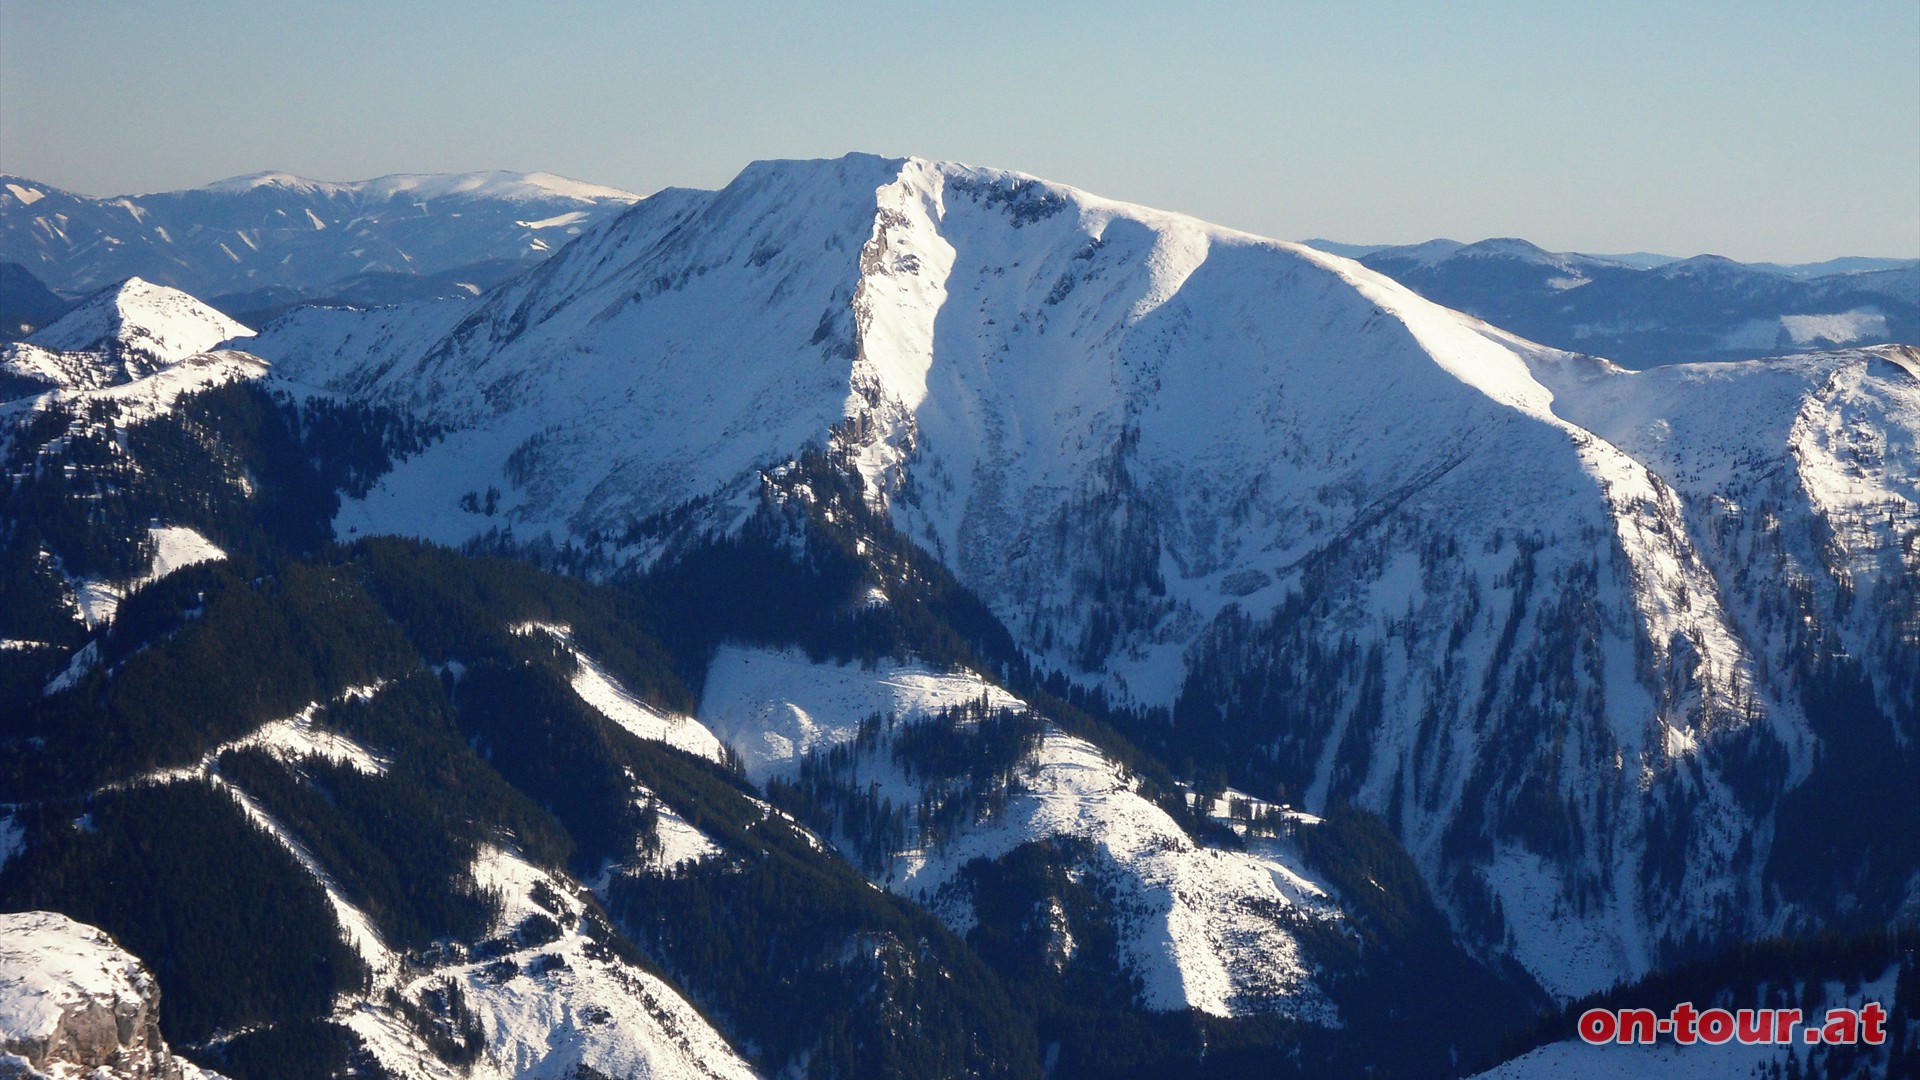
left=0, top=911, right=211, bottom=1080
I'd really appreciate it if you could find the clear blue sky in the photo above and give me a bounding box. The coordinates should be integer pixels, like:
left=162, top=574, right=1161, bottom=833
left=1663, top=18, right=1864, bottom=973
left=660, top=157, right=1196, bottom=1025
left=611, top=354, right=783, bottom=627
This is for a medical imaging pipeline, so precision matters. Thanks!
left=2, top=0, right=1914, bottom=262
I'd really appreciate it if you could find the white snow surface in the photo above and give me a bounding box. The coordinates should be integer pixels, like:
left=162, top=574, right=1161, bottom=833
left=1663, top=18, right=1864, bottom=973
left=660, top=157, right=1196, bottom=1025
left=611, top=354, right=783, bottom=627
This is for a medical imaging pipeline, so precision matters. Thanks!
left=147, top=525, right=227, bottom=581
left=3, top=343, right=121, bottom=394
left=118, top=682, right=390, bottom=790
left=345, top=847, right=755, bottom=1080
left=515, top=211, right=591, bottom=231
left=1719, top=309, right=1892, bottom=352
left=630, top=783, right=723, bottom=874
left=2, top=346, right=267, bottom=427
left=0, top=912, right=141, bottom=1047
left=1780, top=309, right=1888, bottom=346
left=27, top=278, right=252, bottom=369
left=41, top=642, right=100, bottom=697
left=513, top=623, right=726, bottom=762
left=2, top=279, right=262, bottom=410
left=239, top=154, right=1920, bottom=998
left=698, top=646, right=1341, bottom=1020
left=697, top=644, right=1020, bottom=778
left=216, top=691, right=391, bottom=778
left=63, top=526, right=227, bottom=631
left=915, top=728, right=1341, bottom=1020
left=0, top=911, right=218, bottom=1080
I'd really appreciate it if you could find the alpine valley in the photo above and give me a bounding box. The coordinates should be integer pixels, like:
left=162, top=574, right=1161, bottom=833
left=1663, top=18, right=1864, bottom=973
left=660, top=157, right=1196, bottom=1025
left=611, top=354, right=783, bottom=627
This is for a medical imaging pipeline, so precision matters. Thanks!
left=0, top=154, right=1915, bottom=1079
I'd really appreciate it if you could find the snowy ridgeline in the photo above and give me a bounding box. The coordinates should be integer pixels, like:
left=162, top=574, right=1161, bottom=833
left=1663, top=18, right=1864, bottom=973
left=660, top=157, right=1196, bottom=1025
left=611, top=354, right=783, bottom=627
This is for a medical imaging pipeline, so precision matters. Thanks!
left=510, top=623, right=726, bottom=763
left=24, top=278, right=253, bottom=367
left=1, top=277, right=266, bottom=440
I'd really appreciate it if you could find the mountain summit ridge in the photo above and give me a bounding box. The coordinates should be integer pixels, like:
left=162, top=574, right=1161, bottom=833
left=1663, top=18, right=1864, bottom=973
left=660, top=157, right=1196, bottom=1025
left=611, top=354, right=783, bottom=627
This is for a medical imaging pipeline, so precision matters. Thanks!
left=28, top=277, right=253, bottom=366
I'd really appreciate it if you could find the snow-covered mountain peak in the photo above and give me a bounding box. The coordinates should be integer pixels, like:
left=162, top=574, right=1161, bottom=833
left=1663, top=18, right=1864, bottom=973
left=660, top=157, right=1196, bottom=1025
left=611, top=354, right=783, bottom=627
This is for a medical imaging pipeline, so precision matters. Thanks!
left=200, top=170, right=332, bottom=196
left=246, top=151, right=1588, bottom=514
left=250, top=151, right=1583, bottom=536
left=1654, top=253, right=1753, bottom=281
left=238, top=153, right=1920, bottom=998
left=1456, top=237, right=1554, bottom=260
left=28, top=277, right=252, bottom=370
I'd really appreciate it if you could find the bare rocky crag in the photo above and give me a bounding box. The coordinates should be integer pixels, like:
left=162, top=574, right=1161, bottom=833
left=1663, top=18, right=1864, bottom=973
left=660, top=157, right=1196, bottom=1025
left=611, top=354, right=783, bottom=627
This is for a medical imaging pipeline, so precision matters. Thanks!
left=0, top=911, right=212, bottom=1080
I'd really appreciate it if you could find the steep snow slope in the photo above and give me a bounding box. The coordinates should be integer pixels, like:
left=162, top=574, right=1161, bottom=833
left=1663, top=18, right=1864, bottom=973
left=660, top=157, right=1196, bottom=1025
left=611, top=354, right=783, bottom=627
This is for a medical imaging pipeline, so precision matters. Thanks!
left=59, top=526, right=227, bottom=632
left=4, top=279, right=253, bottom=393
left=253, top=167, right=877, bottom=547
left=243, top=154, right=1920, bottom=997
left=346, top=847, right=758, bottom=1080
left=27, top=278, right=251, bottom=369
left=513, top=622, right=727, bottom=763
left=699, top=645, right=1343, bottom=1020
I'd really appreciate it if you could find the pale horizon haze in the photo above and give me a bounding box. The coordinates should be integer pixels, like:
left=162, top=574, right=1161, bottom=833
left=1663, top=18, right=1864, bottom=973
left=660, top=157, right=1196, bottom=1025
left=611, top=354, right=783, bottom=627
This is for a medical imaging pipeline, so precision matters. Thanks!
left=1, top=0, right=1915, bottom=263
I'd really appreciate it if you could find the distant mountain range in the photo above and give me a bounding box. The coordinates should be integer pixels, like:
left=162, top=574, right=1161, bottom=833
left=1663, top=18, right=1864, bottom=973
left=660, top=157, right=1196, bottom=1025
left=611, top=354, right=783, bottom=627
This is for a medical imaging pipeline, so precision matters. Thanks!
left=1303, top=237, right=1918, bottom=368
left=1306, top=238, right=1916, bottom=278
left=0, top=171, right=640, bottom=326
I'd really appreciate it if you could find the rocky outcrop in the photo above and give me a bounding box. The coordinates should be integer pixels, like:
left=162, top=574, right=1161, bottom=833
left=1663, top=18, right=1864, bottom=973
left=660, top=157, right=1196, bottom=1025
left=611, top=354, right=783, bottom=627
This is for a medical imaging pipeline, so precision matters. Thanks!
left=0, top=911, right=212, bottom=1080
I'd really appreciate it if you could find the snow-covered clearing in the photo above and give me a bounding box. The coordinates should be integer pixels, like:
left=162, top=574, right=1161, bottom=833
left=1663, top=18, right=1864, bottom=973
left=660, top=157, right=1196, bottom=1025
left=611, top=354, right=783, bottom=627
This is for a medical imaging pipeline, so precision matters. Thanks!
left=345, top=846, right=756, bottom=1080
left=512, top=623, right=725, bottom=763
left=699, top=645, right=1342, bottom=1020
